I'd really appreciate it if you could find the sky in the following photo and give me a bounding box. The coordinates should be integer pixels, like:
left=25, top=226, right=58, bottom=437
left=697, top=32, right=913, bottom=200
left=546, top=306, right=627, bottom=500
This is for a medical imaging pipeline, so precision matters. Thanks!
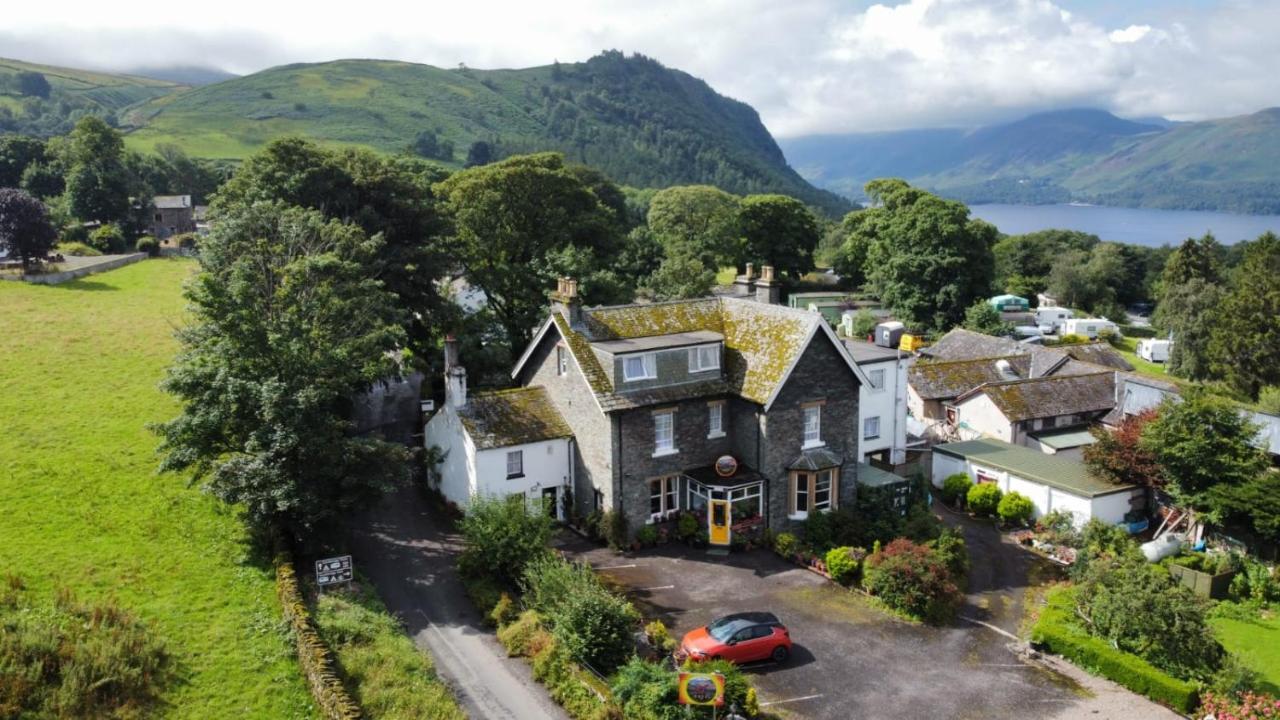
left=2, top=0, right=1278, bottom=136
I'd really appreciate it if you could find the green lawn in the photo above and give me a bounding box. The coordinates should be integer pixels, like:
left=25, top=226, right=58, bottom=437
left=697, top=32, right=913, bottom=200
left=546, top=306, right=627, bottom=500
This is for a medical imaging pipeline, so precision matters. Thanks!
left=1212, top=608, right=1280, bottom=695
left=1110, top=336, right=1170, bottom=377
left=0, top=260, right=316, bottom=718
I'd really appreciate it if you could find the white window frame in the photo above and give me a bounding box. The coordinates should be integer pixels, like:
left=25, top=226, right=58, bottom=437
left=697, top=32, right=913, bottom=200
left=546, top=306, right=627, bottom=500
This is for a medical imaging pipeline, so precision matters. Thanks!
left=506, top=450, right=524, bottom=478
left=789, top=468, right=839, bottom=520
left=556, top=345, right=568, bottom=376
left=687, top=344, right=720, bottom=373
left=707, top=401, right=725, bottom=439
left=814, top=470, right=833, bottom=512
left=648, top=475, right=679, bottom=521
left=802, top=404, right=823, bottom=448
left=864, top=416, right=881, bottom=440
left=623, top=353, right=657, bottom=382
left=868, top=368, right=886, bottom=392
left=653, top=410, right=677, bottom=456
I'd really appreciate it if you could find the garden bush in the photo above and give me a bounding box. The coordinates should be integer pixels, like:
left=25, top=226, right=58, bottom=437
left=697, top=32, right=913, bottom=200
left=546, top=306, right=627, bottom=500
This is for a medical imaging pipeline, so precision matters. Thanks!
left=552, top=589, right=638, bottom=673
left=864, top=539, right=963, bottom=624
left=825, top=546, right=865, bottom=586
left=773, top=531, right=799, bottom=558
left=643, top=620, right=676, bottom=654
left=461, top=573, right=505, bottom=622
left=903, top=505, right=942, bottom=542
left=1031, top=585, right=1200, bottom=712
left=87, top=223, right=127, bottom=254
left=59, top=222, right=88, bottom=246
left=1038, top=510, right=1081, bottom=547
left=966, top=483, right=1003, bottom=517
left=55, top=241, right=100, bottom=256
left=675, top=512, right=698, bottom=543
left=489, top=592, right=519, bottom=627
left=1229, top=559, right=1280, bottom=603
left=803, top=509, right=839, bottom=553
left=135, top=235, right=159, bottom=256
left=530, top=635, right=619, bottom=720
left=0, top=577, right=173, bottom=718
left=173, top=232, right=199, bottom=250
left=601, top=510, right=628, bottom=552
left=1200, top=690, right=1280, bottom=720
left=522, top=555, right=605, bottom=617
left=997, top=491, right=1035, bottom=525
left=929, top=527, right=969, bottom=579
left=497, top=610, right=548, bottom=657
left=458, top=494, right=554, bottom=586
left=942, top=473, right=972, bottom=506
left=635, top=525, right=658, bottom=547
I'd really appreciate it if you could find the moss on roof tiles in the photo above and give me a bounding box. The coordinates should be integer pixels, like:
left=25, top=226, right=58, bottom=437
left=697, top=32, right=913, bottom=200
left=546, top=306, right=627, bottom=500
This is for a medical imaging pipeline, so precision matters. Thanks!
left=457, top=386, right=573, bottom=450
left=910, top=355, right=1030, bottom=400
left=975, top=372, right=1115, bottom=422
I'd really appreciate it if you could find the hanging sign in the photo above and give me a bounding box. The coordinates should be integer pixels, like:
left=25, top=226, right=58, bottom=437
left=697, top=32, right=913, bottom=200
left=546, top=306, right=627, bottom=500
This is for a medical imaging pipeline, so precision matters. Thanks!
left=714, top=455, right=738, bottom=478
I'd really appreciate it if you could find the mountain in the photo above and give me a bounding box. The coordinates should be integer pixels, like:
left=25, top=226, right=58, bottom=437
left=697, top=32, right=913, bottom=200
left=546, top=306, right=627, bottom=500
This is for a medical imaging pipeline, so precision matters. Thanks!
left=0, top=57, right=185, bottom=136
left=780, top=108, right=1280, bottom=214
left=126, top=65, right=239, bottom=86
left=120, top=52, right=849, bottom=215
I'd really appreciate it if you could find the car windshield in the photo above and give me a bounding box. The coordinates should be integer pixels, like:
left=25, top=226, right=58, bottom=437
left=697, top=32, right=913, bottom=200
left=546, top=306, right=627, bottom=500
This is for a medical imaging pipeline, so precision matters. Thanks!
left=707, top=618, right=751, bottom=642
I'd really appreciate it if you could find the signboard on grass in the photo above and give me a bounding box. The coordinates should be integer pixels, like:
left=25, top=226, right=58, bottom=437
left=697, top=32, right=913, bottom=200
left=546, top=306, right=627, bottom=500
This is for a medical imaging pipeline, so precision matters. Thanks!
left=677, top=671, right=725, bottom=706
left=315, top=555, right=353, bottom=587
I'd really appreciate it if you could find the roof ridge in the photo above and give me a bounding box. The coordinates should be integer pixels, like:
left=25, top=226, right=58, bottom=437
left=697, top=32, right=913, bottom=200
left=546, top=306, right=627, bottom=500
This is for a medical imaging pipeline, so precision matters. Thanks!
left=470, top=386, right=545, bottom=398
left=917, top=353, right=1025, bottom=368
left=984, top=369, right=1112, bottom=389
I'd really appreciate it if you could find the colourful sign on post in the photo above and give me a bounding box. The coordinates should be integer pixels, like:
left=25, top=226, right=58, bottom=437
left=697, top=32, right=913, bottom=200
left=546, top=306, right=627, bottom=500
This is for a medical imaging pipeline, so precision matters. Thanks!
left=677, top=672, right=725, bottom=706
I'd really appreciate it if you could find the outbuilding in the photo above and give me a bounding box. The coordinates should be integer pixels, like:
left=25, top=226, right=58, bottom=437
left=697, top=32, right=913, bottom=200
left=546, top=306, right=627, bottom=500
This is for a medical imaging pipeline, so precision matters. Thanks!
left=988, top=294, right=1030, bottom=312
left=931, top=438, right=1140, bottom=528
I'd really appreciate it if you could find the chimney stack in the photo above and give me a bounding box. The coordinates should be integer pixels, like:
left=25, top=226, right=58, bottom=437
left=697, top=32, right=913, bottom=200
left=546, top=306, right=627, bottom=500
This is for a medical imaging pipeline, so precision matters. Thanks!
left=550, top=276, right=584, bottom=329
left=755, top=265, right=781, bottom=305
left=733, top=262, right=757, bottom=297
left=444, top=335, right=467, bottom=407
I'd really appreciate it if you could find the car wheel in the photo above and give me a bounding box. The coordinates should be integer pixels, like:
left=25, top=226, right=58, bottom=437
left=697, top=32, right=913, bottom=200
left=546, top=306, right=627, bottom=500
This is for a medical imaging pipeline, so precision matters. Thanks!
left=771, top=646, right=790, bottom=663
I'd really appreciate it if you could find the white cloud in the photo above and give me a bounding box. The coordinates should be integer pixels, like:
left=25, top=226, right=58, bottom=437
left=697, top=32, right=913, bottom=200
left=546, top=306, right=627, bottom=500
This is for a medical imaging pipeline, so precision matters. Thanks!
left=0, top=0, right=1277, bottom=135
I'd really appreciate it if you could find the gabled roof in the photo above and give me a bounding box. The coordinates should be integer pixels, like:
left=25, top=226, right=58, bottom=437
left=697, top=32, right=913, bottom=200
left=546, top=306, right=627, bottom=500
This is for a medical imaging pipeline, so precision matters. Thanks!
left=515, top=296, right=866, bottom=412
left=910, top=355, right=1030, bottom=400
left=1061, top=344, right=1134, bottom=371
left=934, top=438, right=1134, bottom=498
left=154, top=195, right=191, bottom=209
left=923, top=328, right=1132, bottom=378
left=956, top=372, right=1115, bottom=422
left=457, top=386, right=572, bottom=450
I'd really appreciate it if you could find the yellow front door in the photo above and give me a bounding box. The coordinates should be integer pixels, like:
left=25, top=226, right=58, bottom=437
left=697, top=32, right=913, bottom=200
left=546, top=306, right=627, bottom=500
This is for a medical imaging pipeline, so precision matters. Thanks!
left=709, top=499, right=731, bottom=546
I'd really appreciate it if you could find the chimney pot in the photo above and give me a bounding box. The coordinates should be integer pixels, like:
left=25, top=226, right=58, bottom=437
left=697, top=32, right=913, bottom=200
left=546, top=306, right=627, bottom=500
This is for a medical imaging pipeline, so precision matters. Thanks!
left=443, top=336, right=467, bottom=407
left=755, top=264, right=781, bottom=304
left=761, top=265, right=775, bottom=282
left=552, top=276, right=584, bottom=328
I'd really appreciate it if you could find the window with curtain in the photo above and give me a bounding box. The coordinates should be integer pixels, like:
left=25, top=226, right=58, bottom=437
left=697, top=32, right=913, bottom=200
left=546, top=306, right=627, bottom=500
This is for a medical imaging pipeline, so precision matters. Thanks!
left=803, top=405, right=822, bottom=446
left=654, top=411, right=675, bottom=454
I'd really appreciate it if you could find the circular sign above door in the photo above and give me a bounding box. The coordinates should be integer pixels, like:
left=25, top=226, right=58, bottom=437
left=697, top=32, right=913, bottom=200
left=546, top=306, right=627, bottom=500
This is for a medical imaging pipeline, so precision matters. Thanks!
left=714, top=455, right=738, bottom=477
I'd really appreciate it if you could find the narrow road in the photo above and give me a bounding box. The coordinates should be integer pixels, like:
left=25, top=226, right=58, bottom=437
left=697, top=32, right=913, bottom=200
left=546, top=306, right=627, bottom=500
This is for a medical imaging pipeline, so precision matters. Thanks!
left=349, top=484, right=567, bottom=720
left=938, top=507, right=1037, bottom=635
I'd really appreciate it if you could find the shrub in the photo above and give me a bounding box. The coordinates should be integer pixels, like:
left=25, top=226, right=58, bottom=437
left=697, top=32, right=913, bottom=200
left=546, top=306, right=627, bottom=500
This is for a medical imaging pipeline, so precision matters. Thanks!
left=1031, top=586, right=1199, bottom=712
left=462, top=573, right=505, bottom=622
left=966, top=483, right=1003, bottom=517
left=773, top=532, right=799, bottom=558
left=1038, top=510, right=1081, bottom=547
left=59, top=222, right=88, bottom=245
left=583, top=509, right=603, bottom=540
left=174, top=232, right=198, bottom=250
left=0, top=577, right=173, bottom=718
left=825, top=546, right=864, bottom=586
left=942, top=473, right=972, bottom=506
left=551, top=590, right=638, bottom=674
left=530, top=635, right=617, bottom=720
left=929, top=527, right=969, bottom=580
left=55, top=241, right=100, bottom=256
left=1057, top=333, right=1090, bottom=345
left=997, top=491, right=1035, bottom=525
left=611, top=657, right=679, bottom=720
left=458, top=494, right=554, bottom=586
left=1200, top=690, right=1280, bottom=720
left=601, top=510, right=629, bottom=552
left=1229, top=559, right=1280, bottom=603
left=489, top=592, right=519, bottom=627
left=644, top=620, right=676, bottom=654
left=635, top=525, right=658, bottom=547
left=675, top=512, right=698, bottom=543
left=522, top=555, right=604, bottom=618
left=803, top=509, right=838, bottom=553
left=135, top=235, right=159, bottom=256
left=903, top=505, right=942, bottom=542
left=497, top=610, right=547, bottom=657
left=864, top=538, right=963, bottom=624
left=87, top=223, right=127, bottom=254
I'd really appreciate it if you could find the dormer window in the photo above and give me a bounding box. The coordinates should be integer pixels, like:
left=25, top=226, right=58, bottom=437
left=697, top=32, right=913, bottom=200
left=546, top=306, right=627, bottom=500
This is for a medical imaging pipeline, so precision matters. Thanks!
left=687, top=344, right=720, bottom=373
left=623, top=353, right=657, bottom=382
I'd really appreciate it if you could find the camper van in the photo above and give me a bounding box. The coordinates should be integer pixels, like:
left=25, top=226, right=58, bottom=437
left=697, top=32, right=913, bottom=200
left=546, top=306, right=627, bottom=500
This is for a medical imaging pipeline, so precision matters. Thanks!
left=1062, top=318, right=1118, bottom=339
left=1137, top=338, right=1172, bottom=363
left=1035, top=306, right=1073, bottom=333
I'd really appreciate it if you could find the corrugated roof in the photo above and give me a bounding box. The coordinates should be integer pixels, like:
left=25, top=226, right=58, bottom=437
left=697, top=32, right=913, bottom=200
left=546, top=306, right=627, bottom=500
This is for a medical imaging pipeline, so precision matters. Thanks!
left=1028, top=426, right=1099, bottom=450
left=855, top=463, right=909, bottom=488
left=962, top=372, right=1116, bottom=422
left=910, top=355, right=1030, bottom=400
left=550, top=296, right=832, bottom=410
left=934, top=438, right=1134, bottom=497
left=457, top=386, right=572, bottom=450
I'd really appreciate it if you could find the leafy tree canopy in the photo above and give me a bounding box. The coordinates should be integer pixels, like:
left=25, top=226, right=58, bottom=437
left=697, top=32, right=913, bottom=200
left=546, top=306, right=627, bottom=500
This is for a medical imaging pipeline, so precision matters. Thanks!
left=1083, top=409, right=1162, bottom=490
left=0, top=188, right=57, bottom=268
left=642, top=247, right=715, bottom=301
left=646, top=184, right=740, bottom=267
left=1160, top=233, right=1223, bottom=291
left=1211, top=231, right=1280, bottom=400
left=736, top=193, right=819, bottom=279
left=1152, top=278, right=1224, bottom=381
left=60, top=117, right=129, bottom=224
left=961, top=299, right=1011, bottom=336
left=0, top=134, right=47, bottom=188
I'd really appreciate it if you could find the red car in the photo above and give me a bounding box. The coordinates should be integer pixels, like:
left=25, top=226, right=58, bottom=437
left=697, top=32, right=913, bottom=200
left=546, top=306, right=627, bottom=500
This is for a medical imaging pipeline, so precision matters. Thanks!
left=679, top=612, right=791, bottom=664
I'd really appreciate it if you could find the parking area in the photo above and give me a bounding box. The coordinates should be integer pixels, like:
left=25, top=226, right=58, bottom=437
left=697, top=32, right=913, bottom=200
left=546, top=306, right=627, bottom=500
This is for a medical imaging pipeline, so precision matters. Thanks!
left=554, top=525, right=1181, bottom=720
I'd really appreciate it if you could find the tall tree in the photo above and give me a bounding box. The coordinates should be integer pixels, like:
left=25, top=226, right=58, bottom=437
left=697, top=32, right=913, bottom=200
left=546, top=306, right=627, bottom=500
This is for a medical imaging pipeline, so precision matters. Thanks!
left=847, top=179, right=996, bottom=330
left=1211, top=232, right=1280, bottom=400
left=435, top=152, right=619, bottom=352
left=0, top=188, right=57, bottom=269
left=961, top=300, right=1010, bottom=336
left=736, top=194, right=819, bottom=279
left=0, top=135, right=47, bottom=188
left=1160, top=234, right=1222, bottom=290
left=60, top=117, right=129, bottom=224
left=1152, top=278, right=1224, bottom=380
left=155, top=203, right=410, bottom=533
left=646, top=185, right=740, bottom=268
left=1084, top=409, right=1162, bottom=490
left=642, top=247, right=715, bottom=300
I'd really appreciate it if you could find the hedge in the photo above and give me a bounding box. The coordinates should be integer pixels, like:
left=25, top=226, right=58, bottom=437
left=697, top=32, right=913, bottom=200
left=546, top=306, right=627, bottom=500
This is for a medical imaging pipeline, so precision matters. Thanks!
left=275, top=551, right=363, bottom=720
left=1118, top=324, right=1158, bottom=338
left=1030, top=586, right=1199, bottom=712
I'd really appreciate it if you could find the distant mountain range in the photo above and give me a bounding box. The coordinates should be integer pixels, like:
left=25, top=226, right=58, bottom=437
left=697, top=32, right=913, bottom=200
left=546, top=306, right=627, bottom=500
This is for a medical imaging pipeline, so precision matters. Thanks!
left=779, top=108, right=1280, bottom=214
left=0, top=57, right=183, bottom=136
left=125, top=65, right=239, bottom=86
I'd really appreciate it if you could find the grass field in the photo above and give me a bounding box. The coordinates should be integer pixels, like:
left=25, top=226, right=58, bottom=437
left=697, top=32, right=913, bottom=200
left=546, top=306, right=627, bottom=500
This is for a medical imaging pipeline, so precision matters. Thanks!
left=0, top=259, right=316, bottom=718
left=1212, top=608, right=1280, bottom=696
left=1110, top=336, right=1170, bottom=377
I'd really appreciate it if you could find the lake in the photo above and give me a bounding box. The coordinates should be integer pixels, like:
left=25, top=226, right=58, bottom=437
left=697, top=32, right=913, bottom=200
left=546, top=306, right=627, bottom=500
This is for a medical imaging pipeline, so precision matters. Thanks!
left=968, top=203, right=1280, bottom=247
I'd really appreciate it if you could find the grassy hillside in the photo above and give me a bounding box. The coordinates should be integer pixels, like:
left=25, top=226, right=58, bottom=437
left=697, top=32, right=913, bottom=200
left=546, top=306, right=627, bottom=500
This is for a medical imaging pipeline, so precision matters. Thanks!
left=124, top=52, right=849, bottom=214
left=781, top=107, right=1280, bottom=213
left=0, top=259, right=316, bottom=718
left=0, top=57, right=185, bottom=136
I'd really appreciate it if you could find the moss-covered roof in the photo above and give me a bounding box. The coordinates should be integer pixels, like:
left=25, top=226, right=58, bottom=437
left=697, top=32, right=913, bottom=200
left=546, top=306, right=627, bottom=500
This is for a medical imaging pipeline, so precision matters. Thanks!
left=457, top=386, right=572, bottom=450
left=961, top=372, right=1115, bottom=422
left=910, top=355, right=1031, bottom=400
left=552, top=296, right=823, bottom=410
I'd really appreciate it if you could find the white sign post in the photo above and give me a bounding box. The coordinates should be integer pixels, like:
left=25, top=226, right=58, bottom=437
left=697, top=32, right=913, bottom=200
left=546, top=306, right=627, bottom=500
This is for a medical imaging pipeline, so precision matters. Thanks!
left=315, top=555, right=353, bottom=589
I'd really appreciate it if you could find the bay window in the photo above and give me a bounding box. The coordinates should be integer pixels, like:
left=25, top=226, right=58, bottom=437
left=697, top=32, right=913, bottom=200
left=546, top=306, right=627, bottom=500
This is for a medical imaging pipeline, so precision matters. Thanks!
left=790, top=468, right=839, bottom=518
left=649, top=475, right=678, bottom=519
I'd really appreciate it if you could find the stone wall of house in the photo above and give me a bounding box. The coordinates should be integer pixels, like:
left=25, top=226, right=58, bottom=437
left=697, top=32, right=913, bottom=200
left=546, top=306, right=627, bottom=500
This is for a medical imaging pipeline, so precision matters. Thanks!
left=521, top=324, right=616, bottom=519
left=615, top=395, right=735, bottom=530
left=760, top=338, right=861, bottom=531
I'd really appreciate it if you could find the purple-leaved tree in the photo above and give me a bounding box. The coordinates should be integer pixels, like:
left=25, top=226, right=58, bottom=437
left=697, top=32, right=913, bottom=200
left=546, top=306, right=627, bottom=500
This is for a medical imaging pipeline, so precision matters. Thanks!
left=0, top=187, right=58, bottom=270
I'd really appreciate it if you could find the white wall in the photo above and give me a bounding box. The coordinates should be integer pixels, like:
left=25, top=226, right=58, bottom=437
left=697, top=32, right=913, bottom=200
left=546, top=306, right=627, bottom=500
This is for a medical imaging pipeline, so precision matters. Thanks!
left=1089, top=490, right=1139, bottom=526
left=953, top=394, right=1015, bottom=443
left=930, top=452, right=967, bottom=488
left=474, top=439, right=572, bottom=519
left=859, top=356, right=911, bottom=464
left=424, top=405, right=478, bottom=510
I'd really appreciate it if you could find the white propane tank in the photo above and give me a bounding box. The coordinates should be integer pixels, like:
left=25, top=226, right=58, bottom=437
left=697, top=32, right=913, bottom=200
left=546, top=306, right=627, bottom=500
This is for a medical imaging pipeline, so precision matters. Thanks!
left=1141, top=533, right=1184, bottom=562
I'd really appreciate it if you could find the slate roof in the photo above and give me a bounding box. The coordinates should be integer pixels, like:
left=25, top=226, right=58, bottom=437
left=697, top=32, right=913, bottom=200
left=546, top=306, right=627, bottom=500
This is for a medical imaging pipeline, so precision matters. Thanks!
left=457, top=386, right=572, bottom=450
left=957, top=372, right=1116, bottom=422
left=1062, top=344, right=1134, bottom=371
left=923, top=329, right=1133, bottom=378
left=787, top=446, right=844, bottom=471
left=855, top=462, right=909, bottom=488
left=543, top=296, right=848, bottom=411
left=934, top=438, right=1134, bottom=497
left=910, top=355, right=1031, bottom=400
left=154, top=195, right=191, bottom=209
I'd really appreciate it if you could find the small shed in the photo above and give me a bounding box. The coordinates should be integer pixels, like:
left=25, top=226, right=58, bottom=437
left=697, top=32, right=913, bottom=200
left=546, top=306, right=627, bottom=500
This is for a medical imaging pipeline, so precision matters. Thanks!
left=1137, top=339, right=1172, bottom=363
left=989, top=294, right=1030, bottom=312
left=1026, top=426, right=1098, bottom=462
left=931, top=438, right=1140, bottom=528
left=875, top=321, right=905, bottom=349
left=856, top=463, right=913, bottom=516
